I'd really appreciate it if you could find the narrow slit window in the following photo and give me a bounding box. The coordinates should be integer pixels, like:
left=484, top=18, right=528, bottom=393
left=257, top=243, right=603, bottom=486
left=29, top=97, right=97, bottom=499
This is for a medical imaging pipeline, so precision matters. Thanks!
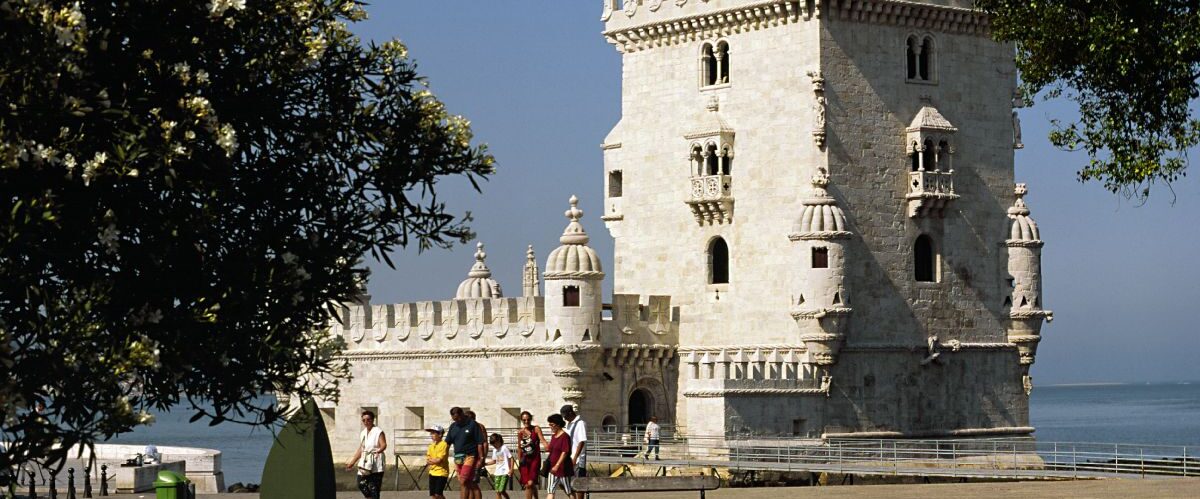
left=811, top=247, right=829, bottom=268
left=563, top=285, right=580, bottom=307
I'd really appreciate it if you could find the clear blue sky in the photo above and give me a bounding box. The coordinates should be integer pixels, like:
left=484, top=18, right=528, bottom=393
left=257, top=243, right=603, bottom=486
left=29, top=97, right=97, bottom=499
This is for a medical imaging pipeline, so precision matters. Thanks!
left=352, top=2, right=1200, bottom=385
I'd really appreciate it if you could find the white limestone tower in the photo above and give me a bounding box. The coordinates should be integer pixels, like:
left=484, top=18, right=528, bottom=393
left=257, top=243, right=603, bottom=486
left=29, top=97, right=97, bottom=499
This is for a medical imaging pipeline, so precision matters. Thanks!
left=789, top=168, right=853, bottom=367
left=1005, top=184, right=1052, bottom=388
left=544, top=196, right=603, bottom=343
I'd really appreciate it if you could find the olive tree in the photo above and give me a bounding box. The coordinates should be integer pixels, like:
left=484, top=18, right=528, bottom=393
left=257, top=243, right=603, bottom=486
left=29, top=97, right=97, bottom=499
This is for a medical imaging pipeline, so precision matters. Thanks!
left=0, top=0, right=493, bottom=469
left=977, top=0, right=1200, bottom=198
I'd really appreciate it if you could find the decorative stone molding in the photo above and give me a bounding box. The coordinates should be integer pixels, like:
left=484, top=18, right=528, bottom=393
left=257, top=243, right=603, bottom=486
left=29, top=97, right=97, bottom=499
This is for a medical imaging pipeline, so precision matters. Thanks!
left=684, top=387, right=828, bottom=398
left=807, top=70, right=827, bottom=148
left=603, top=344, right=677, bottom=368
left=823, top=0, right=991, bottom=36
left=1022, top=374, right=1034, bottom=396
left=552, top=367, right=584, bottom=378
left=604, top=1, right=804, bottom=53
left=562, top=388, right=586, bottom=401
left=337, top=344, right=600, bottom=361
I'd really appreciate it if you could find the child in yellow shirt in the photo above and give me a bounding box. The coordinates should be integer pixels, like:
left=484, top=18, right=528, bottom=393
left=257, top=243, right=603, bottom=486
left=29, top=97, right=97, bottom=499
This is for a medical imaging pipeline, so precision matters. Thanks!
left=426, top=424, right=449, bottom=499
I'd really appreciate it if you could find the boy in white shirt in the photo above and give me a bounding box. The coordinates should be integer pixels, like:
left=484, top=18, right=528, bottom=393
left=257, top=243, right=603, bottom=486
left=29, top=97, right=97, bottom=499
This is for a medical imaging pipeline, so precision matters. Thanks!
left=484, top=433, right=515, bottom=499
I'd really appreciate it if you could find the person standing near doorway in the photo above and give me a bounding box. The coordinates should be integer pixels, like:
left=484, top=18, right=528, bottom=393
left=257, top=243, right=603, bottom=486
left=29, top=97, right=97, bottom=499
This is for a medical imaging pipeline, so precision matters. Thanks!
left=559, top=405, right=587, bottom=499
left=643, top=416, right=661, bottom=460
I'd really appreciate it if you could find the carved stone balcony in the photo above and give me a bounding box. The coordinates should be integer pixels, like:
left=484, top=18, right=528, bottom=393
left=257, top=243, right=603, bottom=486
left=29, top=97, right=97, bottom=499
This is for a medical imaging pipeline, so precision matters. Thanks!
left=907, top=169, right=958, bottom=218
left=685, top=174, right=733, bottom=225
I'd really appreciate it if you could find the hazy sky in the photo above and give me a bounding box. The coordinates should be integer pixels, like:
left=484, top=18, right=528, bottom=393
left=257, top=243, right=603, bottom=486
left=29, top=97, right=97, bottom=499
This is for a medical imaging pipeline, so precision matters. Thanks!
left=352, top=3, right=1200, bottom=385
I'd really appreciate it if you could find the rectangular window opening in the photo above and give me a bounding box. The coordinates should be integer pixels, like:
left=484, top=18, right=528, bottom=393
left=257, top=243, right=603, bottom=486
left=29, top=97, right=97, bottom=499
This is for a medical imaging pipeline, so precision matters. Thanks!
left=812, top=247, right=829, bottom=269
left=563, top=286, right=581, bottom=307
left=608, top=171, right=623, bottom=198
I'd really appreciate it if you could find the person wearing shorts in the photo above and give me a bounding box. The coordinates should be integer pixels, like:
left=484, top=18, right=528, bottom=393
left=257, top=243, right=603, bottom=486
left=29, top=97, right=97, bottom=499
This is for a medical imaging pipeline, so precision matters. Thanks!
left=447, top=407, right=486, bottom=499
left=426, top=424, right=449, bottom=499
left=485, top=433, right=515, bottom=499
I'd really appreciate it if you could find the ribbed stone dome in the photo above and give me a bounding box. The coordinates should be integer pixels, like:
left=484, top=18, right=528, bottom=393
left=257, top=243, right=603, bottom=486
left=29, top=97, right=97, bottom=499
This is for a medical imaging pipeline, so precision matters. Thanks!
left=790, top=169, right=852, bottom=239
left=544, top=196, right=604, bottom=280
left=1007, top=184, right=1041, bottom=242
left=455, top=242, right=503, bottom=299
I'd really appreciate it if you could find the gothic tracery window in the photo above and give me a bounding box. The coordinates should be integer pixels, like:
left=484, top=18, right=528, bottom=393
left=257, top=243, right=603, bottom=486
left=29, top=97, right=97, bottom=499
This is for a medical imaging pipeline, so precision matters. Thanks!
left=906, top=35, right=936, bottom=83
left=700, top=41, right=730, bottom=88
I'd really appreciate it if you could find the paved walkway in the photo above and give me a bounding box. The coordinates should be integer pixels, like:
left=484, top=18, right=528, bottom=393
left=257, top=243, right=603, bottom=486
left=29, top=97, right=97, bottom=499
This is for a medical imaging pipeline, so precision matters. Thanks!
left=91, top=477, right=1200, bottom=499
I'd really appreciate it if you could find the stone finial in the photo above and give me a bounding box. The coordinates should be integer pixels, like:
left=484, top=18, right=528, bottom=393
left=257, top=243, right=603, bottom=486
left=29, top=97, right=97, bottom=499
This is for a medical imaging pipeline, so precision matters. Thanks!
left=560, top=195, right=590, bottom=245
left=811, top=167, right=831, bottom=192
left=467, top=242, right=492, bottom=278
left=1008, top=183, right=1030, bottom=217
left=526, top=244, right=536, bottom=262
left=522, top=244, right=540, bottom=297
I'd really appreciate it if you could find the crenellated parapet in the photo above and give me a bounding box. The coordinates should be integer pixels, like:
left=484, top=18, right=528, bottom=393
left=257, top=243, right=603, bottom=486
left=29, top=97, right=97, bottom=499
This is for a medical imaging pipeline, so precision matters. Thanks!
left=680, top=346, right=831, bottom=398
left=335, top=296, right=546, bottom=350
left=602, top=294, right=680, bottom=345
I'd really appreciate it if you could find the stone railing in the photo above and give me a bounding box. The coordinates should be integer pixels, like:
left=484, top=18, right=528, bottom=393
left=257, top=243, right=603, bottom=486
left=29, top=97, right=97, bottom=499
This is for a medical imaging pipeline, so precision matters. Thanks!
left=685, top=174, right=733, bottom=225
left=906, top=169, right=958, bottom=218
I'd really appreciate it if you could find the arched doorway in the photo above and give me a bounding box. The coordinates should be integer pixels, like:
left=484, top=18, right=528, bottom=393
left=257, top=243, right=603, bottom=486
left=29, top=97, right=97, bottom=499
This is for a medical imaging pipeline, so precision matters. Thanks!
left=628, top=388, right=653, bottom=426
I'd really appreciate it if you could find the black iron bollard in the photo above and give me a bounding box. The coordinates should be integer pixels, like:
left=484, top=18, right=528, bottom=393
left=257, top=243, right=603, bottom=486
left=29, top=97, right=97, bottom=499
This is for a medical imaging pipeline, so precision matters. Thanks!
left=83, top=466, right=92, bottom=498
left=67, top=467, right=76, bottom=499
left=99, top=465, right=107, bottom=496
left=29, top=468, right=38, bottom=499
left=48, top=468, right=57, bottom=499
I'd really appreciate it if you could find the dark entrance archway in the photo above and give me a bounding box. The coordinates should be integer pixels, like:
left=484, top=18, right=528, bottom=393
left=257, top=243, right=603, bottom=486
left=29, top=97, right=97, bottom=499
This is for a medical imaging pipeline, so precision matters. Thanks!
left=628, top=388, right=653, bottom=426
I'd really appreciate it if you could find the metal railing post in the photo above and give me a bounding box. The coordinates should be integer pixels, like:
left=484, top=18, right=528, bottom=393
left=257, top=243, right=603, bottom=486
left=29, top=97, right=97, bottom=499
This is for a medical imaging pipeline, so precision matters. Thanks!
left=1184, top=447, right=1189, bottom=477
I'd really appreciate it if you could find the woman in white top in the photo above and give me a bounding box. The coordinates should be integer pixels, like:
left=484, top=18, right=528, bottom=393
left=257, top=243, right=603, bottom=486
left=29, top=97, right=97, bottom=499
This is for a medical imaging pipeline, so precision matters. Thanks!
left=346, top=410, right=388, bottom=499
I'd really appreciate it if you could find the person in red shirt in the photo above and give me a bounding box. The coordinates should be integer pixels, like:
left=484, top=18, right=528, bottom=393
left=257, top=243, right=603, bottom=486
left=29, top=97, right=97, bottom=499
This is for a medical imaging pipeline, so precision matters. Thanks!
left=545, top=414, right=573, bottom=499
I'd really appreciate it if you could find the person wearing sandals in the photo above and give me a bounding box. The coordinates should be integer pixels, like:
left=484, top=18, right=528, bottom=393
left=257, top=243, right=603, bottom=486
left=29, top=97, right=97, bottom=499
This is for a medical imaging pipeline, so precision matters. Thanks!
left=516, top=411, right=547, bottom=499
left=345, top=410, right=387, bottom=499
left=545, top=414, right=573, bottom=499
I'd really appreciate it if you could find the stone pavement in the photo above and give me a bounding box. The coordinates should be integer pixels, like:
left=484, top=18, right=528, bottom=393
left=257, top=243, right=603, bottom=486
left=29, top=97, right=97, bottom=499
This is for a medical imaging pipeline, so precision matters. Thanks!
left=92, top=477, right=1200, bottom=499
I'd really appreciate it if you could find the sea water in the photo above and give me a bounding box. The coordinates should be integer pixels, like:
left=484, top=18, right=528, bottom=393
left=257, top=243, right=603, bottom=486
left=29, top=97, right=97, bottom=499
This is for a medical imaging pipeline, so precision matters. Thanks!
left=104, top=383, right=1200, bottom=487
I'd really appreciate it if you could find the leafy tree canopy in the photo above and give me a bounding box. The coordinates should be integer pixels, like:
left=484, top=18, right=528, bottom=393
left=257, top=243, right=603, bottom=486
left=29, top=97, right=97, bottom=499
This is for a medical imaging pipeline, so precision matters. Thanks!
left=978, top=0, right=1200, bottom=198
left=0, top=0, right=492, bottom=468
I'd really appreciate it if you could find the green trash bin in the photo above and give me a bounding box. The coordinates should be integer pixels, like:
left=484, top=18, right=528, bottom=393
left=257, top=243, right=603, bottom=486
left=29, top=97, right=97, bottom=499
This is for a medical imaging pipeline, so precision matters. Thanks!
left=154, top=470, right=192, bottom=499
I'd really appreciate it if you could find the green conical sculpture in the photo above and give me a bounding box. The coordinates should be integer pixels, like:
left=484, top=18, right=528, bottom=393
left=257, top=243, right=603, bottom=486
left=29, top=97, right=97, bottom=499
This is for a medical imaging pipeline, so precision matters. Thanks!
left=261, top=398, right=336, bottom=498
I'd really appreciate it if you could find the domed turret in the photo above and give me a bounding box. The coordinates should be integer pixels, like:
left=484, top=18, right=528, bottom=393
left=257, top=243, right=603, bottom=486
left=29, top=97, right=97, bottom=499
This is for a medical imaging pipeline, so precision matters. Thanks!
left=1005, top=184, right=1052, bottom=377
left=455, top=242, right=503, bottom=299
left=789, top=169, right=853, bottom=366
left=544, top=196, right=603, bottom=344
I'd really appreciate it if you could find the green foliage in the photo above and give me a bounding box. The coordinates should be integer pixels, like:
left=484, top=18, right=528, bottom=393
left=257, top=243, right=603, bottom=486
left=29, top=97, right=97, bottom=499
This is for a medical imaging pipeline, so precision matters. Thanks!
left=977, top=0, right=1200, bottom=198
left=0, top=0, right=493, bottom=469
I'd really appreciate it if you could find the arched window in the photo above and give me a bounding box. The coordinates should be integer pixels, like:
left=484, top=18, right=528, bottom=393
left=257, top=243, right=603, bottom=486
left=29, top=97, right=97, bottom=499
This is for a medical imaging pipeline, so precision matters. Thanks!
left=919, top=36, right=933, bottom=81
left=704, top=143, right=719, bottom=175
left=906, top=36, right=918, bottom=79
left=716, top=41, right=730, bottom=84
left=922, top=139, right=935, bottom=171
left=721, top=146, right=733, bottom=174
left=937, top=140, right=950, bottom=171
left=914, top=235, right=935, bottom=282
left=691, top=145, right=703, bottom=175
left=701, top=43, right=717, bottom=87
left=709, top=237, right=729, bottom=284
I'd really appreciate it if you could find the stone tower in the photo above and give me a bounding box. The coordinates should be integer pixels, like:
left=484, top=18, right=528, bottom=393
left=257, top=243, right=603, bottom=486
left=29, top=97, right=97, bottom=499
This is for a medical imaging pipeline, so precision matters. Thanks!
left=544, top=196, right=604, bottom=344
left=602, top=0, right=1046, bottom=438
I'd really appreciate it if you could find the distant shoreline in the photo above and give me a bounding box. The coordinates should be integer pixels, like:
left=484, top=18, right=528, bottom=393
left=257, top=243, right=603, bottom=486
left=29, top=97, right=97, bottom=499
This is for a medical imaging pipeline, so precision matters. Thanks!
left=1042, top=381, right=1197, bottom=387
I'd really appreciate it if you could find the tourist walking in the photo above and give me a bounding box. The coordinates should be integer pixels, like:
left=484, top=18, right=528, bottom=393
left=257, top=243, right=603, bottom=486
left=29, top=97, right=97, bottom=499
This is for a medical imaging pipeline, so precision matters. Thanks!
left=560, top=405, right=588, bottom=499
left=485, top=433, right=516, bottom=499
left=516, top=411, right=546, bottom=499
left=545, top=414, right=573, bottom=499
left=466, top=410, right=487, bottom=499
left=426, top=424, right=450, bottom=499
left=644, top=416, right=661, bottom=460
left=447, top=407, right=486, bottom=499
left=345, top=410, right=387, bottom=499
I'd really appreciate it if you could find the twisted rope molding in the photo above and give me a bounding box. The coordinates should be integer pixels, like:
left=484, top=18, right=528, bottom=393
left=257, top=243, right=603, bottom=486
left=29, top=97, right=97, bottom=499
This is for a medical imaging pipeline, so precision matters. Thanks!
left=684, top=387, right=828, bottom=398
left=337, top=344, right=601, bottom=361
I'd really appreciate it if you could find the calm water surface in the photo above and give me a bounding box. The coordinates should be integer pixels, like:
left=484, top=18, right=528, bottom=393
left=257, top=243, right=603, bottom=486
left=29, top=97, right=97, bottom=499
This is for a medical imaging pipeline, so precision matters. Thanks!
left=106, top=383, right=1200, bottom=487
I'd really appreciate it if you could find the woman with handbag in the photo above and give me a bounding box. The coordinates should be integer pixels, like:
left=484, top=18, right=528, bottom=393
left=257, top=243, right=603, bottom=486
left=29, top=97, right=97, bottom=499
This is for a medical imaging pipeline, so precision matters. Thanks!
left=516, top=411, right=547, bottom=499
left=345, top=410, right=387, bottom=499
